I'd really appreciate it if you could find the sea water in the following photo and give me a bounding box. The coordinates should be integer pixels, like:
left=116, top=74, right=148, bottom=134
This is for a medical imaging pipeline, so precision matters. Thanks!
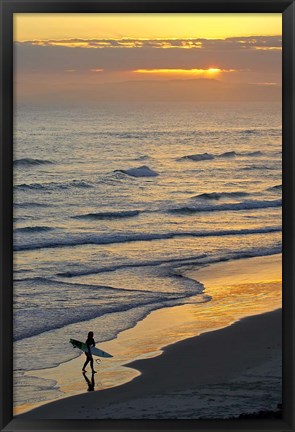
left=13, top=101, right=282, bottom=406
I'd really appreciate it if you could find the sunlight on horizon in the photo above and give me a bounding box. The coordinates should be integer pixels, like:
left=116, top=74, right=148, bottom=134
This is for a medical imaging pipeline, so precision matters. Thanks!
left=14, top=13, right=282, bottom=102
left=133, top=68, right=233, bottom=78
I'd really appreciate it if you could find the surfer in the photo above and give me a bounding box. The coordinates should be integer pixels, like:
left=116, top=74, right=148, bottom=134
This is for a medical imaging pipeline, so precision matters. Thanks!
left=82, top=331, right=97, bottom=374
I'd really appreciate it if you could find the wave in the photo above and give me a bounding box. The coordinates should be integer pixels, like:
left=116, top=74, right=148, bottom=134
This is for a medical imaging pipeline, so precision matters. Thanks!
left=15, top=183, right=48, bottom=191
left=14, top=275, right=166, bottom=295
left=268, top=184, right=282, bottom=191
left=56, top=240, right=281, bottom=279
left=14, top=291, right=202, bottom=342
left=14, top=242, right=281, bottom=345
left=14, top=242, right=281, bottom=346
left=168, top=199, right=282, bottom=214
left=178, top=245, right=282, bottom=276
left=114, top=165, right=159, bottom=177
left=73, top=210, right=141, bottom=220
left=219, top=151, right=237, bottom=158
left=14, top=275, right=205, bottom=341
left=218, top=150, right=264, bottom=158
left=242, top=165, right=277, bottom=171
left=14, top=217, right=22, bottom=222
left=56, top=238, right=281, bottom=279
left=179, top=153, right=214, bottom=162
left=240, top=129, right=258, bottom=135
left=56, top=254, right=208, bottom=278
left=14, top=202, right=50, bottom=208
left=14, top=226, right=281, bottom=252
left=15, top=180, right=93, bottom=191
left=243, top=151, right=263, bottom=156
left=14, top=158, right=54, bottom=167
left=192, top=191, right=250, bottom=200
left=179, top=150, right=264, bottom=162
left=15, top=226, right=53, bottom=233
left=71, top=127, right=280, bottom=140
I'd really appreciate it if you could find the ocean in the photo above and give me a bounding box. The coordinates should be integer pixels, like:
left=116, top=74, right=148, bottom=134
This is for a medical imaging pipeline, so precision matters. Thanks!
left=13, top=101, right=282, bottom=408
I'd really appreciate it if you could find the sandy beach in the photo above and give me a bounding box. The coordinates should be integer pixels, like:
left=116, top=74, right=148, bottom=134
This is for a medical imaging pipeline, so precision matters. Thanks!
left=18, top=254, right=282, bottom=419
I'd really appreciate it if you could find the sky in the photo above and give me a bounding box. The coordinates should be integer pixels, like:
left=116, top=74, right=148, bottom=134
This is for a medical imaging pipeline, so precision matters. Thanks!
left=14, top=13, right=282, bottom=103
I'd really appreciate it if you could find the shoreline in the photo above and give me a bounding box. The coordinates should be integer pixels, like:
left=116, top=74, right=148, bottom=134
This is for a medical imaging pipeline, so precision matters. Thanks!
left=17, top=253, right=282, bottom=418
left=20, top=309, right=282, bottom=419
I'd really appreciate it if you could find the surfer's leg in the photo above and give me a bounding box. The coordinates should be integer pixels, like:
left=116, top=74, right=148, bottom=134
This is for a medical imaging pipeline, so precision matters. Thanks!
left=82, top=354, right=90, bottom=371
left=90, top=357, right=96, bottom=373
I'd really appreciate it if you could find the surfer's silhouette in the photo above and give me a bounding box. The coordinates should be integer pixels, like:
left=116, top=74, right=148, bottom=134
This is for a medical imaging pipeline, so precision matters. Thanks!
left=82, top=331, right=97, bottom=373
left=82, top=371, right=95, bottom=391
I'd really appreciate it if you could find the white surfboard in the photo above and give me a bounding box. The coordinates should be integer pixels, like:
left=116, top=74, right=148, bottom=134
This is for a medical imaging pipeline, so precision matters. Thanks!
left=70, top=338, right=113, bottom=358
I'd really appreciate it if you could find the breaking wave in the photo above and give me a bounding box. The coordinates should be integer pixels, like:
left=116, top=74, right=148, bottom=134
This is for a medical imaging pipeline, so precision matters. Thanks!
left=114, top=165, right=159, bottom=177
left=14, top=226, right=281, bottom=252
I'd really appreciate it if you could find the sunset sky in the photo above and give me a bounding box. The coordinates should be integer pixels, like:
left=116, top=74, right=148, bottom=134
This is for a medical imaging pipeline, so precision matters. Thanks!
left=14, top=14, right=282, bottom=103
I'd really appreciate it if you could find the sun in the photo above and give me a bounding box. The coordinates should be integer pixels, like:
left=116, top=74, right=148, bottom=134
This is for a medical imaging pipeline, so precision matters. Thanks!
left=207, top=68, right=222, bottom=74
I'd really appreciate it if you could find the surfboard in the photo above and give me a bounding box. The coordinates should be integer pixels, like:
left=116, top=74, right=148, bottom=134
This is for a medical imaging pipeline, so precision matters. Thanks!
left=69, top=339, right=113, bottom=358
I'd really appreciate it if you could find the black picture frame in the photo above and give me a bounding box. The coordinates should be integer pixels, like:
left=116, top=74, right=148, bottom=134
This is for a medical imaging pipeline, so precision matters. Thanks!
left=0, top=0, right=294, bottom=431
